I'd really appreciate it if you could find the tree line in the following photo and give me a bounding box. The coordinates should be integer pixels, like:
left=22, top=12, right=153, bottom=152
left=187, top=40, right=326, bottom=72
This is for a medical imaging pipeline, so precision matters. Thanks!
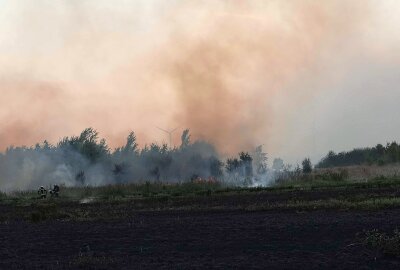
left=0, top=128, right=270, bottom=189
left=316, top=142, right=400, bottom=168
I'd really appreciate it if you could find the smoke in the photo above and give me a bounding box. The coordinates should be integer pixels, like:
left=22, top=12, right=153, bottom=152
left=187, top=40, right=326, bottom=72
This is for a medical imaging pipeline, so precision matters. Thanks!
left=157, top=1, right=371, bottom=154
left=0, top=0, right=377, bottom=153
left=0, top=0, right=399, bottom=168
left=0, top=78, right=72, bottom=147
left=0, top=128, right=224, bottom=191
left=0, top=1, right=398, bottom=191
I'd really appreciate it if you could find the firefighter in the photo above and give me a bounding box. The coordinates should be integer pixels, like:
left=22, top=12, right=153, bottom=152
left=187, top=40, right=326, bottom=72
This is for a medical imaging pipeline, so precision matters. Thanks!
left=38, top=186, right=47, bottom=199
left=50, top=184, right=60, bottom=197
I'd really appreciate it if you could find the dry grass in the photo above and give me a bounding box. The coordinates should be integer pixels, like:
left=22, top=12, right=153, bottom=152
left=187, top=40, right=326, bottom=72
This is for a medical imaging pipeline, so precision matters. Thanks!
left=315, top=163, right=400, bottom=181
left=361, top=229, right=400, bottom=258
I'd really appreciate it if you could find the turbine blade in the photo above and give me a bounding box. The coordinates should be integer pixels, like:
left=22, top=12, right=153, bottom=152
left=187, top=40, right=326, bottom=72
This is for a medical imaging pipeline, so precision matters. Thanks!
left=156, top=127, right=169, bottom=133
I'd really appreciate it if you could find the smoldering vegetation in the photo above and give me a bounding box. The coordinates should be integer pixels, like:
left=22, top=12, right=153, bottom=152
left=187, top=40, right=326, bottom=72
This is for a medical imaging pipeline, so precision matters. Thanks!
left=0, top=128, right=275, bottom=191
left=3, top=126, right=400, bottom=192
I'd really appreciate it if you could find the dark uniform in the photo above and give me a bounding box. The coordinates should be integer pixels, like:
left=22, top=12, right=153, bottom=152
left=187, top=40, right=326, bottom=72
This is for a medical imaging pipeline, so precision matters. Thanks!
left=38, top=186, right=47, bottom=199
left=50, top=185, right=60, bottom=197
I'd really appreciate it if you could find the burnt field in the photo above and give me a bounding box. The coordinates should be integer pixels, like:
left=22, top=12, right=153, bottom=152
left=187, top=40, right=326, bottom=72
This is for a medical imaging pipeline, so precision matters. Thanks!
left=2, top=180, right=400, bottom=269
left=2, top=209, right=400, bottom=269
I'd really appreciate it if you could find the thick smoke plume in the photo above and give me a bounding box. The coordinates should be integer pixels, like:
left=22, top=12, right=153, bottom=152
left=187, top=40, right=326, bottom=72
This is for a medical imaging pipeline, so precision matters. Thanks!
left=160, top=1, right=369, bottom=154
left=0, top=0, right=373, bottom=154
left=0, top=1, right=399, bottom=190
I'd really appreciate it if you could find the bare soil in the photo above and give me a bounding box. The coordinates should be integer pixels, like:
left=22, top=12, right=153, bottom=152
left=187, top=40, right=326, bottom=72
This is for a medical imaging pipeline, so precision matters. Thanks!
left=1, top=207, right=400, bottom=269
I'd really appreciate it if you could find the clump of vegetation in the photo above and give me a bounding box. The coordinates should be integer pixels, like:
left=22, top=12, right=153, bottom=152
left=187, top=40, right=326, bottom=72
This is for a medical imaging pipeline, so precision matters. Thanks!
left=0, top=128, right=232, bottom=190
left=86, top=181, right=223, bottom=201
left=315, top=169, right=349, bottom=182
left=302, top=158, right=312, bottom=174
left=69, top=254, right=117, bottom=269
left=274, top=167, right=350, bottom=188
left=361, top=229, right=400, bottom=258
left=225, top=152, right=254, bottom=178
left=97, top=185, right=128, bottom=199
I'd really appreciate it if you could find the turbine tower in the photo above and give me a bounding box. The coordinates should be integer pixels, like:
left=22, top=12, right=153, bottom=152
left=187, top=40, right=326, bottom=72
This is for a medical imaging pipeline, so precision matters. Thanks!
left=157, top=127, right=179, bottom=148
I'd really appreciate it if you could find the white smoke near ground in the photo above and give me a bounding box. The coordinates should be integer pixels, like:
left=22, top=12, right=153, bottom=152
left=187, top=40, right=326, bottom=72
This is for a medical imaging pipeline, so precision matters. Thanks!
left=0, top=128, right=228, bottom=191
left=48, top=164, right=75, bottom=187
left=0, top=145, right=86, bottom=191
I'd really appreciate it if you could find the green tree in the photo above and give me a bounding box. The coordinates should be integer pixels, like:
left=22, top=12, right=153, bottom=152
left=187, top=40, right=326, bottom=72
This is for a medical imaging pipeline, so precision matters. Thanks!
left=302, top=158, right=312, bottom=174
left=253, top=145, right=267, bottom=174
left=58, top=128, right=109, bottom=162
left=209, top=157, right=223, bottom=178
left=226, top=158, right=240, bottom=175
left=181, top=129, right=191, bottom=148
left=239, top=152, right=253, bottom=177
left=124, top=131, right=139, bottom=154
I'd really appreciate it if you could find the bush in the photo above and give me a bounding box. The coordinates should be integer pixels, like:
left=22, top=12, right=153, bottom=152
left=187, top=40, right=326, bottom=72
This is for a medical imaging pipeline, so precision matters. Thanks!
left=98, top=185, right=127, bottom=199
left=302, top=158, right=312, bottom=174
left=316, top=170, right=348, bottom=182
left=362, top=229, right=400, bottom=257
left=0, top=191, right=7, bottom=200
left=378, top=159, right=385, bottom=166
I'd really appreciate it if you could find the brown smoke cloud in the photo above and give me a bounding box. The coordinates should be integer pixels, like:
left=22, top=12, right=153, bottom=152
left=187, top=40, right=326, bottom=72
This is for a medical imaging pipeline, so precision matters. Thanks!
left=134, top=1, right=370, bottom=154
left=0, top=78, right=71, bottom=148
left=0, top=0, right=374, bottom=155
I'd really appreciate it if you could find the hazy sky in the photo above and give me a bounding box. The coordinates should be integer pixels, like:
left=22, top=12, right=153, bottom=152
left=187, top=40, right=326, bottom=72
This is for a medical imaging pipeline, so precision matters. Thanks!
left=0, top=0, right=399, bottom=164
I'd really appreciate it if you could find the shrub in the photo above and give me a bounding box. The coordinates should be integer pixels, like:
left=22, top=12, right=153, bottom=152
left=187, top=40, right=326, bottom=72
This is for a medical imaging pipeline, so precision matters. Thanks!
left=362, top=229, right=400, bottom=257
left=99, top=185, right=127, bottom=199
left=302, top=158, right=312, bottom=174
left=316, top=170, right=348, bottom=182
left=0, top=191, right=7, bottom=200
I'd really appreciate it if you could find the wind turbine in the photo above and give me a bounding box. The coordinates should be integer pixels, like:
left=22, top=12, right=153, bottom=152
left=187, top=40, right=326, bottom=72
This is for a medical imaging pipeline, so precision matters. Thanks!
left=156, top=126, right=179, bottom=148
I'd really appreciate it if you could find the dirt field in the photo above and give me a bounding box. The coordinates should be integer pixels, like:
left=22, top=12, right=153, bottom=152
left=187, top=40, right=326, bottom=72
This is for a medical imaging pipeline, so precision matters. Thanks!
left=2, top=181, right=400, bottom=269
left=1, top=207, right=400, bottom=269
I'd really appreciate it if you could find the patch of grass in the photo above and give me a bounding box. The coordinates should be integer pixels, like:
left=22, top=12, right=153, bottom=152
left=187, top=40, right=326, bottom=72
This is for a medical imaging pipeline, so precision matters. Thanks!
left=10, top=190, right=38, bottom=201
left=3, top=190, right=400, bottom=222
left=89, top=181, right=223, bottom=200
left=361, top=229, right=400, bottom=257
left=69, top=254, right=117, bottom=269
left=244, top=197, right=400, bottom=212
left=274, top=175, right=400, bottom=190
left=2, top=177, right=400, bottom=205
left=59, top=186, right=96, bottom=200
left=275, top=174, right=350, bottom=189
left=97, top=185, right=128, bottom=199
left=2, top=177, right=400, bottom=223
left=0, top=191, right=7, bottom=200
